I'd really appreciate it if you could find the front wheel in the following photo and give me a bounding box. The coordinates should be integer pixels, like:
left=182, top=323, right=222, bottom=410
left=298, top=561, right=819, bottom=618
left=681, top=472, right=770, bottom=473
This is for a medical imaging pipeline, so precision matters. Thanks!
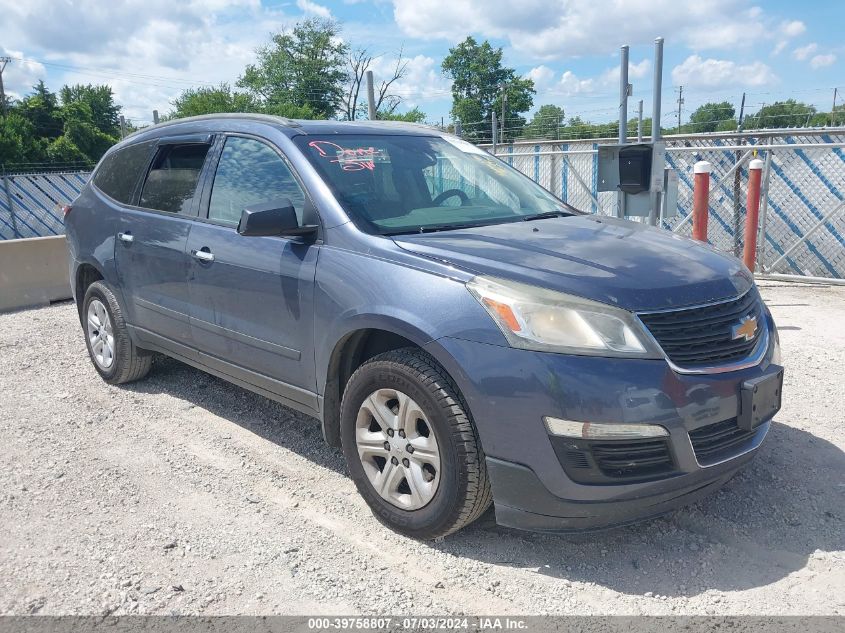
left=340, top=348, right=492, bottom=539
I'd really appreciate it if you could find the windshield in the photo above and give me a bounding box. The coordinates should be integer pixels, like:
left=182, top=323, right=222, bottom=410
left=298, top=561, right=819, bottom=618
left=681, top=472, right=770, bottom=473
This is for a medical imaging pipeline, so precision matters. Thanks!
left=294, top=134, right=578, bottom=235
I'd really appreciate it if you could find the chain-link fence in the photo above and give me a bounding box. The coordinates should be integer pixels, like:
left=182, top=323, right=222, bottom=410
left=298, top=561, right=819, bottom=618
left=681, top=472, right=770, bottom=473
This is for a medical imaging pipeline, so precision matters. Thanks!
left=485, top=128, right=845, bottom=279
left=0, top=170, right=89, bottom=241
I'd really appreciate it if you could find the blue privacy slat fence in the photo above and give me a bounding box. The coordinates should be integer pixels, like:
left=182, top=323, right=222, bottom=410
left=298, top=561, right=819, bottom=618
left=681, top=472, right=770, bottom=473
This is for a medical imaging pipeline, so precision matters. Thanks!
left=0, top=171, right=88, bottom=240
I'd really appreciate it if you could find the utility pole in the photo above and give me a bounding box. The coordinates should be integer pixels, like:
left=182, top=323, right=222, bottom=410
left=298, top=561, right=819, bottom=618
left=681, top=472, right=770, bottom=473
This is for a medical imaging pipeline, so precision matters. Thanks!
left=0, top=57, right=11, bottom=117
left=491, top=111, right=498, bottom=154
left=676, top=85, right=684, bottom=134
left=652, top=37, right=664, bottom=143
left=366, top=70, right=376, bottom=120
left=737, top=92, right=746, bottom=132
left=153, top=110, right=159, bottom=125
left=119, top=115, right=127, bottom=139
left=832, top=88, right=839, bottom=127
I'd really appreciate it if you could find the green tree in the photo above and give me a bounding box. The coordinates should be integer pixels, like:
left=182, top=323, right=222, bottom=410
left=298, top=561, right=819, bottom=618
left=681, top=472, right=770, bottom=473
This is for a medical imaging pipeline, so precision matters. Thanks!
left=378, top=106, right=426, bottom=123
left=60, top=101, right=117, bottom=161
left=686, top=101, right=736, bottom=133
left=746, top=100, right=817, bottom=129
left=168, top=84, right=315, bottom=120
left=0, top=112, right=44, bottom=166
left=522, top=104, right=565, bottom=139
left=238, top=18, right=348, bottom=118
left=59, top=84, right=121, bottom=137
left=19, top=80, right=62, bottom=140
left=441, top=37, right=535, bottom=142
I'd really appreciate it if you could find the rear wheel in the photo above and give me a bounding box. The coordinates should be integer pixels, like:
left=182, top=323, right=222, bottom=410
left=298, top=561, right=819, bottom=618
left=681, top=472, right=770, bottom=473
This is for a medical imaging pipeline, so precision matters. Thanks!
left=82, top=281, right=152, bottom=384
left=340, top=348, right=491, bottom=539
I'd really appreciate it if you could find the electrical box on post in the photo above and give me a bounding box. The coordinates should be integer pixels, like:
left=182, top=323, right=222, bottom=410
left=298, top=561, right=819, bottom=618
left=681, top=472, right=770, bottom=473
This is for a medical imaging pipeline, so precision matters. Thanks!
left=618, top=144, right=652, bottom=194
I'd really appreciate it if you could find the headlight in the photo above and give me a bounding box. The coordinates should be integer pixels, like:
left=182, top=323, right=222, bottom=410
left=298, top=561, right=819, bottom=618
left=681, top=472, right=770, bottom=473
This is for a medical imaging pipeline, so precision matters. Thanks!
left=466, top=276, right=661, bottom=358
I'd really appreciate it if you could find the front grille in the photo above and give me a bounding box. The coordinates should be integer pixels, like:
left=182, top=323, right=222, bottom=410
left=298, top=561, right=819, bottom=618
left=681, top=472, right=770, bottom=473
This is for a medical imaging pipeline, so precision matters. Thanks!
left=689, top=418, right=756, bottom=464
left=638, top=290, right=764, bottom=368
left=551, top=436, right=676, bottom=484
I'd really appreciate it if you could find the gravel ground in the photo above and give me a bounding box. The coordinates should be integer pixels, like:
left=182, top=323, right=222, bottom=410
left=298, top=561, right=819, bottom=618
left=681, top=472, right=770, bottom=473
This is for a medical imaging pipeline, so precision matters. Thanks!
left=1, top=281, right=843, bottom=616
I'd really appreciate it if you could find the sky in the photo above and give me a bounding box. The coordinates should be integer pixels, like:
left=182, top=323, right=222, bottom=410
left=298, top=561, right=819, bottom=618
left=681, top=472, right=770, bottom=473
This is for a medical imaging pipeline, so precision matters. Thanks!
left=1, top=0, right=843, bottom=130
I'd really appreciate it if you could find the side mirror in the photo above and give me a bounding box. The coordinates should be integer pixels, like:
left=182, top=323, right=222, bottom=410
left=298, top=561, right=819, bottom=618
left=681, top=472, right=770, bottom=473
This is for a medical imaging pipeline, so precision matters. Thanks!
left=237, top=199, right=318, bottom=238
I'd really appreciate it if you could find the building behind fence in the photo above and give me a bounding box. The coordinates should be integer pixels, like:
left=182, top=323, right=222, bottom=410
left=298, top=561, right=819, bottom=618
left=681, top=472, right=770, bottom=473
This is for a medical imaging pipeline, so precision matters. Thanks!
left=2, top=127, right=844, bottom=280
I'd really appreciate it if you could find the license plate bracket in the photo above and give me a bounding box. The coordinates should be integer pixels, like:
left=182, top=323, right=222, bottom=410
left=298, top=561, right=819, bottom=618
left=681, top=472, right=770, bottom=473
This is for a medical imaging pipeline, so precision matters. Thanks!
left=739, top=366, right=783, bottom=430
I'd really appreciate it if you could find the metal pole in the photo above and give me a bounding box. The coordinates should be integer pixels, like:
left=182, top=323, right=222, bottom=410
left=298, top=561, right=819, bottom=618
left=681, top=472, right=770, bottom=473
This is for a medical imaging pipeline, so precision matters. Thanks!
left=619, top=45, right=629, bottom=143
left=692, top=161, right=712, bottom=242
left=491, top=111, right=498, bottom=154
left=832, top=88, right=838, bottom=127
left=637, top=100, right=643, bottom=142
left=756, top=148, right=773, bottom=271
left=652, top=37, right=664, bottom=143
left=743, top=159, right=764, bottom=271
left=454, top=119, right=462, bottom=138
left=366, top=70, right=376, bottom=120
left=2, top=168, right=20, bottom=239
left=501, top=86, right=507, bottom=143
left=153, top=110, right=159, bottom=125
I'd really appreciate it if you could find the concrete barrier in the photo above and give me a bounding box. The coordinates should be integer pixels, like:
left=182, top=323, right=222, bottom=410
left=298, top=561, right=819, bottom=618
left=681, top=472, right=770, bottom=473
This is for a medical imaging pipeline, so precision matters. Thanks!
left=0, top=236, right=72, bottom=313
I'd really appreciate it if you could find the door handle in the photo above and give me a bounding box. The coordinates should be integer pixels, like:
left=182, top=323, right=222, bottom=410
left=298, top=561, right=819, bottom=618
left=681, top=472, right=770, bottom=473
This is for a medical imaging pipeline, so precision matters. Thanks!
left=117, top=232, right=134, bottom=244
left=192, top=248, right=215, bottom=263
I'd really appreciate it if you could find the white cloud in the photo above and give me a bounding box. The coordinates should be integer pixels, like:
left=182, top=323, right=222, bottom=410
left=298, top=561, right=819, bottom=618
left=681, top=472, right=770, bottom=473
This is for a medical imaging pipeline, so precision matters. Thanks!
left=391, top=0, right=800, bottom=58
left=600, top=58, right=651, bottom=84
left=525, top=65, right=556, bottom=92
left=671, top=55, right=777, bottom=89
left=0, top=0, right=308, bottom=121
left=368, top=54, right=451, bottom=110
left=0, top=47, right=47, bottom=98
left=810, top=53, right=836, bottom=69
left=780, top=20, right=806, bottom=37
left=296, top=0, right=332, bottom=19
left=559, top=71, right=595, bottom=96
left=793, top=43, right=818, bottom=61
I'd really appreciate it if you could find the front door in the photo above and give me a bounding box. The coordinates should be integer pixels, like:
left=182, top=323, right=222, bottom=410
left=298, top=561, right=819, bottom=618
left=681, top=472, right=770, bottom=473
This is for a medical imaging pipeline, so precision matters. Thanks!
left=115, top=139, right=212, bottom=348
left=186, top=135, right=320, bottom=407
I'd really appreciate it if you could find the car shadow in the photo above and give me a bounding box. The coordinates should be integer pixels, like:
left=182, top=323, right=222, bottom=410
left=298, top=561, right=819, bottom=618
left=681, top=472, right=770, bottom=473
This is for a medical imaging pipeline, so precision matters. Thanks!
left=125, top=355, right=843, bottom=598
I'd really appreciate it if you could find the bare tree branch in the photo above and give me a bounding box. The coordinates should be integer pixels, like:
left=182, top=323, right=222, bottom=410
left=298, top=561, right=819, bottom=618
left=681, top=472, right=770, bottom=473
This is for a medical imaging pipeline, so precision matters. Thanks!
left=344, top=45, right=409, bottom=120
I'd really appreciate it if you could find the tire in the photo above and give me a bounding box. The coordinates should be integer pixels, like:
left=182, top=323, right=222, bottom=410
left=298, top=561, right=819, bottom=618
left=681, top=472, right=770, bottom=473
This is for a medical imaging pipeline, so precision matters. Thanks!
left=82, top=280, right=152, bottom=385
left=340, top=348, right=492, bottom=539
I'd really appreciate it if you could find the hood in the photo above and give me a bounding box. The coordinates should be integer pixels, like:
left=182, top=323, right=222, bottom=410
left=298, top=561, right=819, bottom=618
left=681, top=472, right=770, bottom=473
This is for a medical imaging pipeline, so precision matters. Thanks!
left=392, top=215, right=752, bottom=311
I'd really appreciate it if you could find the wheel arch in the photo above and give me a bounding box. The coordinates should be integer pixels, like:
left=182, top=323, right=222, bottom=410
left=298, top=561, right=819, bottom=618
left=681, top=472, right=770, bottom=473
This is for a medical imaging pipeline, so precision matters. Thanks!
left=320, top=319, right=463, bottom=448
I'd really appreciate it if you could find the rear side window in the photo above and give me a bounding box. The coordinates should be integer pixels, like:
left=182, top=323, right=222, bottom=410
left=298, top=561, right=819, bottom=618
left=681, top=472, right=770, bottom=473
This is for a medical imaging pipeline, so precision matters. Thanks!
left=92, top=141, right=155, bottom=204
left=139, top=144, right=211, bottom=214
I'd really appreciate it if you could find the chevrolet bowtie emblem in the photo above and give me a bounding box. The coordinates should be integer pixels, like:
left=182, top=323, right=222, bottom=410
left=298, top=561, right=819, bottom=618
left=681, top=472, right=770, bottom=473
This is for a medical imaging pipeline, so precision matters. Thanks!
left=732, top=315, right=758, bottom=342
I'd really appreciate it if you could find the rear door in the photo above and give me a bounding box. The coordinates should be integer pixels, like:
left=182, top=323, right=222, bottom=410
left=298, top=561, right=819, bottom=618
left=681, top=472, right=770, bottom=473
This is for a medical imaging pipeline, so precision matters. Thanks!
left=114, top=136, right=213, bottom=348
left=186, top=134, right=320, bottom=404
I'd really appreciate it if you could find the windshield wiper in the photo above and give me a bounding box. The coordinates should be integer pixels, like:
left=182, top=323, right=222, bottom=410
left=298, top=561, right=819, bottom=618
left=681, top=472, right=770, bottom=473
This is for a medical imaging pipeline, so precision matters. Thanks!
left=521, top=210, right=570, bottom=221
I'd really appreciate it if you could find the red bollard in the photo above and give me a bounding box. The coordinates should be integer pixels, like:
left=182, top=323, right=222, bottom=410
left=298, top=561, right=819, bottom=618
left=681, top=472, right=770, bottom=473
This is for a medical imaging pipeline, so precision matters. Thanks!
left=743, top=159, right=765, bottom=271
left=692, top=161, right=712, bottom=242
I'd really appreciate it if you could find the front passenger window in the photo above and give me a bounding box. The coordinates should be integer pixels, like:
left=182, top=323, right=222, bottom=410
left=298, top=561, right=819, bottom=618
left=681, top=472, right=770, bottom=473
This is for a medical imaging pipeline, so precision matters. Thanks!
left=209, top=137, right=306, bottom=227
left=139, top=143, right=210, bottom=214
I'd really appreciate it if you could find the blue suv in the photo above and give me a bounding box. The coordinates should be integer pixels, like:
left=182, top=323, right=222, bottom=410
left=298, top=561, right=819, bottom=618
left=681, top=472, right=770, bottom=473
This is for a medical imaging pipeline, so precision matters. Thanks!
left=65, top=115, right=783, bottom=538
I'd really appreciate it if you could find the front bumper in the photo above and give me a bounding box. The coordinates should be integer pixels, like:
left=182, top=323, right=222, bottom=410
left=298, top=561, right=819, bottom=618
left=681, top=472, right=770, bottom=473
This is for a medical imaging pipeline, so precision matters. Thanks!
left=424, top=313, right=781, bottom=532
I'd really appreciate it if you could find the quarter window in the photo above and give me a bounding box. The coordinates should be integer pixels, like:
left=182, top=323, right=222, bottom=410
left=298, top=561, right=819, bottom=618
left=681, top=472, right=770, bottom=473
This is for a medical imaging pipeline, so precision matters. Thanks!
left=209, top=137, right=306, bottom=227
left=138, top=143, right=210, bottom=214
left=92, top=141, right=156, bottom=204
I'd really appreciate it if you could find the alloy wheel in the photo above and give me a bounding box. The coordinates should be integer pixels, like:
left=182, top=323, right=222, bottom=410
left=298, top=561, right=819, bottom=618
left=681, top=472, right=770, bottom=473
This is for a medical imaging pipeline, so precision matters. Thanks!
left=355, top=388, right=441, bottom=510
